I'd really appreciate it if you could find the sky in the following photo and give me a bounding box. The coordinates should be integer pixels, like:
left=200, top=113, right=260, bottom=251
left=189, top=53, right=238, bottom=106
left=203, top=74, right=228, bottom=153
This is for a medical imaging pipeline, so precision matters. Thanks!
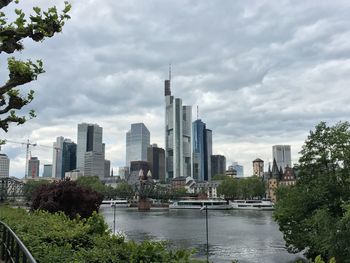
left=1, top=0, right=350, bottom=178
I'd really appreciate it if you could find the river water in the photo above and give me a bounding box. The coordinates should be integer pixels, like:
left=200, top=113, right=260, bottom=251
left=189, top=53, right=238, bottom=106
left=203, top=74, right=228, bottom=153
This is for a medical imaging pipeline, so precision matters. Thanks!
left=100, top=207, right=304, bottom=263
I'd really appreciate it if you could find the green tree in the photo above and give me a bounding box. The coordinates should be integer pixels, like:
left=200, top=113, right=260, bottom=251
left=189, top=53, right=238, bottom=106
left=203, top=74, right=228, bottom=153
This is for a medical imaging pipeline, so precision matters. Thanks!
left=212, top=174, right=230, bottom=181
left=0, top=0, right=71, bottom=133
left=274, top=122, right=350, bottom=262
left=217, top=177, right=239, bottom=200
left=115, top=182, right=135, bottom=200
left=76, top=176, right=106, bottom=194
left=22, top=179, right=48, bottom=201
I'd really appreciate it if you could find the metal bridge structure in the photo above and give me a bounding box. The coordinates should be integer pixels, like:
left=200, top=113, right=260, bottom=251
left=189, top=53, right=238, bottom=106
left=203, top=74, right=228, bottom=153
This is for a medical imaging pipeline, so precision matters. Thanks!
left=0, top=177, right=25, bottom=202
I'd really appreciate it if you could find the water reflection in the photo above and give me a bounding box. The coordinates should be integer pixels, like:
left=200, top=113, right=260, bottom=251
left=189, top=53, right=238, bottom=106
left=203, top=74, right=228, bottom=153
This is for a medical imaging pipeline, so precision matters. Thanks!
left=101, top=207, right=304, bottom=263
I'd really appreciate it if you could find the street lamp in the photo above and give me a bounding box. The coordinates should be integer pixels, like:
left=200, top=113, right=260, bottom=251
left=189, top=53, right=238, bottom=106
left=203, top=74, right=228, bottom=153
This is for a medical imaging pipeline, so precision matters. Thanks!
left=112, top=203, right=116, bottom=234
left=201, top=204, right=209, bottom=262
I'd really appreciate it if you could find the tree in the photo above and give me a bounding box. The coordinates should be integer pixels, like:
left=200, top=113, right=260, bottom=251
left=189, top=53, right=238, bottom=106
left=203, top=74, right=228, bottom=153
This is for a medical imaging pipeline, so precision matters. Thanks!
left=217, top=177, right=239, bottom=200
left=115, top=182, right=135, bottom=200
left=0, top=0, right=71, bottom=133
left=22, top=179, right=48, bottom=201
left=76, top=175, right=106, bottom=194
left=274, top=122, right=350, bottom=262
left=31, top=179, right=103, bottom=219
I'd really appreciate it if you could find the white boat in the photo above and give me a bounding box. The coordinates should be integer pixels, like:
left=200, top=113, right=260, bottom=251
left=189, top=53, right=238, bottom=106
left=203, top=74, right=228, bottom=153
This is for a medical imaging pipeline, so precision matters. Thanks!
left=101, top=199, right=130, bottom=208
left=169, top=199, right=232, bottom=210
left=230, top=199, right=274, bottom=210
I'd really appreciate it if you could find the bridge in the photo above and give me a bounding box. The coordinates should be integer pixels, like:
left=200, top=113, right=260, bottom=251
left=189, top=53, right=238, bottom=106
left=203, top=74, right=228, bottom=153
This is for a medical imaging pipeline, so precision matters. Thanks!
left=0, top=177, right=25, bottom=202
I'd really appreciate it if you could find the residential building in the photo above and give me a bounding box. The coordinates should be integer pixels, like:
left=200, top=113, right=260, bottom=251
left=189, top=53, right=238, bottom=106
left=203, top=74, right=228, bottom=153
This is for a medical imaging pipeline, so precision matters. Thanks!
left=192, top=119, right=212, bottom=181
left=253, top=158, right=264, bottom=177
left=272, top=145, right=292, bottom=172
left=0, top=154, right=10, bottom=177
left=164, top=75, right=192, bottom=180
left=125, top=123, right=150, bottom=166
left=147, top=144, right=165, bottom=181
left=28, top=157, right=40, bottom=178
left=42, top=164, right=52, bottom=178
left=211, top=155, right=226, bottom=178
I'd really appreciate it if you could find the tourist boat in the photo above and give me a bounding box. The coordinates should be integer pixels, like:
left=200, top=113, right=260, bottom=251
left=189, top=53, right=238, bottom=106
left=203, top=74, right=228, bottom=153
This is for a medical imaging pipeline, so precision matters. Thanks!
left=169, top=199, right=232, bottom=210
left=101, top=199, right=130, bottom=208
left=230, top=199, right=274, bottom=210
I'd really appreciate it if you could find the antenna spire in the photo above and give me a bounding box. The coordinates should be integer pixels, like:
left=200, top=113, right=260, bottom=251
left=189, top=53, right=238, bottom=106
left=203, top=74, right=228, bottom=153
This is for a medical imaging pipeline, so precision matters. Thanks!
left=169, top=63, right=171, bottom=81
left=197, top=105, right=199, bottom=120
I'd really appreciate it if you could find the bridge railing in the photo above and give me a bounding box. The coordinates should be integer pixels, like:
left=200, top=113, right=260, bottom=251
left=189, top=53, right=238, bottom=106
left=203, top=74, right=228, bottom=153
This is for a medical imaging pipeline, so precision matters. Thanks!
left=0, top=220, right=37, bottom=263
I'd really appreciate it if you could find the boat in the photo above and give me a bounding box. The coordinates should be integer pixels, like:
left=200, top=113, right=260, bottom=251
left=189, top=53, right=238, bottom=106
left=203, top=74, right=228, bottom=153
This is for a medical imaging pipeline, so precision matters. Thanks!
left=230, top=199, right=274, bottom=210
left=169, top=199, right=232, bottom=210
left=101, top=199, right=130, bottom=208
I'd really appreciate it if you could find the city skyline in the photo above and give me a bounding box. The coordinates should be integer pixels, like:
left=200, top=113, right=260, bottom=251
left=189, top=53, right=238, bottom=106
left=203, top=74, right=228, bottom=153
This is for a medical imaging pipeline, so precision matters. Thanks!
left=1, top=0, right=350, bottom=177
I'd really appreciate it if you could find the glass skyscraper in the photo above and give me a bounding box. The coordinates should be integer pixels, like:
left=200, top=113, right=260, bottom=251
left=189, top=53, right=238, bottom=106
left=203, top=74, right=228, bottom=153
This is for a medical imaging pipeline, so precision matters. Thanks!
left=125, top=123, right=150, bottom=166
left=165, top=78, right=192, bottom=179
left=272, top=145, right=291, bottom=172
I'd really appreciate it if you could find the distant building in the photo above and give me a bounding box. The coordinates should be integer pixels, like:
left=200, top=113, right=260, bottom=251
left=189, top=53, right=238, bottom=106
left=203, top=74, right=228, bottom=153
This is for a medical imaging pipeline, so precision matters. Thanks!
left=104, top=160, right=111, bottom=178
left=0, top=154, right=10, bottom=178
left=192, top=119, right=212, bottom=181
left=231, top=162, right=244, bottom=177
left=225, top=166, right=237, bottom=178
left=279, top=166, right=297, bottom=187
left=42, top=164, right=53, bottom=178
left=126, top=123, right=150, bottom=166
left=272, top=145, right=291, bottom=172
left=61, top=140, right=77, bottom=179
left=84, top=151, right=104, bottom=178
left=28, top=157, right=40, bottom=178
left=165, top=75, right=192, bottom=180
left=252, top=158, right=264, bottom=177
left=65, top=169, right=84, bottom=181
left=147, top=144, right=165, bottom=181
left=211, top=155, right=226, bottom=178
left=118, top=166, right=130, bottom=179
left=130, top=161, right=150, bottom=176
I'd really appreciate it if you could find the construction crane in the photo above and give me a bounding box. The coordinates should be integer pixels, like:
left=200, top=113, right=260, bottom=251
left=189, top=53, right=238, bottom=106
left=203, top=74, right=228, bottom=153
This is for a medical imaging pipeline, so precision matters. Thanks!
left=4, top=139, right=61, bottom=178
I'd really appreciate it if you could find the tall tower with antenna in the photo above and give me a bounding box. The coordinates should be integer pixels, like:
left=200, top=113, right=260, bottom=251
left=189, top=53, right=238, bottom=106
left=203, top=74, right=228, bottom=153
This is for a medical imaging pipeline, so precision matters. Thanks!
left=164, top=65, right=192, bottom=179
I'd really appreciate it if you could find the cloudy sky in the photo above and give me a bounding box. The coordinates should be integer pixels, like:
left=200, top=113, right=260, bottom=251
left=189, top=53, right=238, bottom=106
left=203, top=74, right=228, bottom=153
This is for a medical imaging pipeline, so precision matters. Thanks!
left=1, top=0, right=350, bottom=178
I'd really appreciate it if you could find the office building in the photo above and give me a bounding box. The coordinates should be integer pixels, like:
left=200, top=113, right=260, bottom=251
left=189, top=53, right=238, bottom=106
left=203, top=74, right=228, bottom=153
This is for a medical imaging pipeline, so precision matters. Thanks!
left=0, top=154, right=10, bottom=178
left=147, top=144, right=165, bottom=181
left=253, top=158, right=264, bottom=177
left=211, top=155, right=226, bottom=178
left=28, top=157, right=40, bottom=178
left=164, top=75, right=192, bottom=179
left=231, top=162, right=244, bottom=177
left=192, top=119, right=212, bottom=181
left=104, top=160, right=111, bottom=177
left=77, top=123, right=104, bottom=178
left=118, top=166, right=130, bottom=179
left=42, top=164, right=52, bottom=178
left=272, top=145, right=291, bottom=172
left=52, top=137, right=77, bottom=179
left=130, top=161, right=150, bottom=176
left=126, top=123, right=150, bottom=166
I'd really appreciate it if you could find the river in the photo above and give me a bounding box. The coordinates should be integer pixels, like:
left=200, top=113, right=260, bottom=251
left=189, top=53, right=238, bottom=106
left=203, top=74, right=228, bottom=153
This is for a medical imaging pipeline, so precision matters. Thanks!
left=100, top=207, right=304, bottom=263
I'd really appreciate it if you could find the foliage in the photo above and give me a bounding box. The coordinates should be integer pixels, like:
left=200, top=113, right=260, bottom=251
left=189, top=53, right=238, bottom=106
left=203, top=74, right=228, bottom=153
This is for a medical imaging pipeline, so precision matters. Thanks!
left=31, top=179, right=103, bottom=219
left=22, top=179, right=48, bottom=201
left=217, top=176, right=265, bottom=200
left=0, top=206, right=201, bottom=263
left=114, top=182, right=135, bottom=200
left=76, top=176, right=106, bottom=194
left=274, top=122, right=350, bottom=262
left=0, top=0, right=71, bottom=132
left=212, top=174, right=230, bottom=181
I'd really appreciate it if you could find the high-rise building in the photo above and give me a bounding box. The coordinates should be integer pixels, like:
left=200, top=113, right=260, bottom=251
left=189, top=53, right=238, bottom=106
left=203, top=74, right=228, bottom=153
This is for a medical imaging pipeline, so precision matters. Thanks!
left=165, top=75, right=192, bottom=180
left=130, top=161, right=150, bottom=176
left=118, top=166, right=130, bottom=179
left=211, top=155, right=226, bottom=178
left=104, top=160, right=111, bottom=177
left=147, top=144, right=165, bottom=181
left=272, top=145, right=291, bottom=172
left=77, top=123, right=103, bottom=170
left=253, top=158, right=264, bottom=177
left=0, top=154, right=10, bottom=178
left=28, top=157, right=40, bottom=178
left=42, top=164, right=53, bottom=178
left=231, top=162, right=244, bottom=177
left=192, top=119, right=212, bottom=181
left=52, top=137, right=77, bottom=179
left=125, top=123, right=150, bottom=166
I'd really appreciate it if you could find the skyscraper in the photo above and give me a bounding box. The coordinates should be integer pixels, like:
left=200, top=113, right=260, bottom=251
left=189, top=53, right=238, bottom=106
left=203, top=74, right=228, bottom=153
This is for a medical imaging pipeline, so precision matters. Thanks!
left=147, top=144, right=165, bottom=181
left=231, top=162, right=244, bottom=177
left=272, top=145, right=291, bottom=172
left=0, top=153, right=10, bottom=178
left=52, top=137, right=77, bottom=179
left=28, top=157, right=40, bottom=178
left=42, top=164, right=52, bottom=178
left=165, top=74, right=192, bottom=179
left=77, top=123, right=104, bottom=178
left=211, top=155, right=226, bottom=178
left=125, top=123, right=150, bottom=166
left=192, top=119, right=212, bottom=181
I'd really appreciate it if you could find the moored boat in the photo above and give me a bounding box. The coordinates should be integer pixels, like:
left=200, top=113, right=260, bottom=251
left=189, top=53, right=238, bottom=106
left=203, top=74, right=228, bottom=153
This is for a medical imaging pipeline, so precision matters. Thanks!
left=101, top=199, right=130, bottom=208
left=230, top=199, right=274, bottom=210
left=169, top=199, right=232, bottom=210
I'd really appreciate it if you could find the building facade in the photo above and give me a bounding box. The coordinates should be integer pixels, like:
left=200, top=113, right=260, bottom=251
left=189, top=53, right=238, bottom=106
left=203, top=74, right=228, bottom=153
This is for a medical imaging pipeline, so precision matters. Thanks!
left=192, top=119, right=212, bottom=181
left=272, top=145, right=291, bottom=172
left=125, top=123, right=150, bottom=166
left=147, top=144, right=165, bottom=181
left=0, top=154, right=10, bottom=178
left=28, top=157, right=40, bottom=178
left=231, top=162, right=244, bottom=177
left=42, top=164, right=52, bottom=178
left=165, top=77, right=192, bottom=180
left=252, top=158, right=264, bottom=177
left=211, top=155, right=226, bottom=178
